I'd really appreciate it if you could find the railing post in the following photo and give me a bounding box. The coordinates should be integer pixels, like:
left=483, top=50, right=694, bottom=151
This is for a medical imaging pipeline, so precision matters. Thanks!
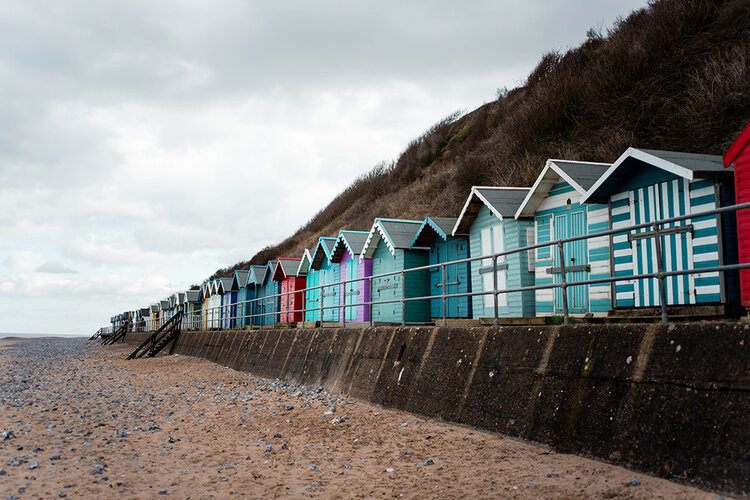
left=441, top=263, right=447, bottom=327
left=341, top=278, right=346, bottom=327
left=369, top=277, right=374, bottom=328
left=558, top=241, right=570, bottom=326
left=492, top=255, right=499, bottom=328
left=400, top=271, right=406, bottom=327
left=319, top=284, right=324, bottom=326
left=653, top=222, right=668, bottom=325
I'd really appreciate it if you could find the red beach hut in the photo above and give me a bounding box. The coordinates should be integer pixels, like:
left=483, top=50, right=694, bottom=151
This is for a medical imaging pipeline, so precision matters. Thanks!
left=272, top=258, right=306, bottom=323
left=724, top=123, right=750, bottom=307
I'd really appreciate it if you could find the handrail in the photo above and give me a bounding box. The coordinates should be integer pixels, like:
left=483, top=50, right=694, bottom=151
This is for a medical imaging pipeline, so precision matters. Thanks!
left=111, top=201, right=750, bottom=330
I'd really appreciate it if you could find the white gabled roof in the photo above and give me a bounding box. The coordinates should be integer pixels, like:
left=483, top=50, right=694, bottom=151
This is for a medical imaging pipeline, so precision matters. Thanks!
left=452, top=186, right=531, bottom=236
left=515, top=160, right=610, bottom=218
left=582, top=147, right=724, bottom=204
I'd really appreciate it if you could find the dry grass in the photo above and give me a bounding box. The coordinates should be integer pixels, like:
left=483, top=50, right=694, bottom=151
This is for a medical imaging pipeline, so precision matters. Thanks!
left=211, top=0, right=750, bottom=280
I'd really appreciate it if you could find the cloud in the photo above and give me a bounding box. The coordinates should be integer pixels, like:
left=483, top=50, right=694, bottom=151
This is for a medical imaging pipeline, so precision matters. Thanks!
left=0, top=0, right=647, bottom=334
left=35, top=261, right=78, bottom=274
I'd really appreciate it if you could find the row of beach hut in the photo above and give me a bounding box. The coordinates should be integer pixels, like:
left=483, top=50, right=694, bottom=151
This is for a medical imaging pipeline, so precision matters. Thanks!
left=113, top=129, right=750, bottom=332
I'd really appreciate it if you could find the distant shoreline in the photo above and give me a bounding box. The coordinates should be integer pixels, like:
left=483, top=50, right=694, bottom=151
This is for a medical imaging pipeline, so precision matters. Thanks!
left=0, top=333, right=86, bottom=339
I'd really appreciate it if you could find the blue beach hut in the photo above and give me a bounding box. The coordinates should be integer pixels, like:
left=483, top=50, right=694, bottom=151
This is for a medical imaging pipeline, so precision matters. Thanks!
left=218, top=277, right=236, bottom=329
left=310, top=237, right=340, bottom=322
left=231, top=269, right=252, bottom=327
left=582, top=148, right=738, bottom=309
left=515, top=160, right=613, bottom=317
left=361, top=218, right=430, bottom=324
left=247, top=265, right=269, bottom=326
left=452, top=187, right=535, bottom=319
left=410, top=217, right=472, bottom=319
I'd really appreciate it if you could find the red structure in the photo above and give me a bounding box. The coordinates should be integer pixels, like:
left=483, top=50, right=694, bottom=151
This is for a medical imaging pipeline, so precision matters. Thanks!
left=724, top=123, right=750, bottom=307
left=272, top=258, right=306, bottom=323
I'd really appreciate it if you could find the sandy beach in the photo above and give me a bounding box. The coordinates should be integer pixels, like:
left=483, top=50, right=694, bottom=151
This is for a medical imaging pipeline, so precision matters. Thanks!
left=0, top=337, right=719, bottom=499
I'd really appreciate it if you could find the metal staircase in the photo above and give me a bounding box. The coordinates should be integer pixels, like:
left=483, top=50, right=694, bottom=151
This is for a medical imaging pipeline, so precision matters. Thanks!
left=102, top=322, right=128, bottom=345
left=127, top=311, right=183, bottom=360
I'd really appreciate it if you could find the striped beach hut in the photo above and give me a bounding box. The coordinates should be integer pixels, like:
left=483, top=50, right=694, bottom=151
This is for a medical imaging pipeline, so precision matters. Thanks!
left=330, top=230, right=372, bottom=323
left=515, top=160, right=612, bottom=316
left=231, top=270, right=252, bottom=327
left=453, top=187, right=535, bottom=319
left=410, top=217, right=471, bottom=319
left=311, top=237, right=340, bottom=322
left=361, top=218, right=430, bottom=324
left=256, top=260, right=280, bottom=326
left=724, top=124, right=750, bottom=307
left=247, top=265, right=269, bottom=326
left=272, top=258, right=306, bottom=323
left=582, top=148, right=738, bottom=308
left=218, top=277, right=236, bottom=329
left=299, top=249, right=320, bottom=322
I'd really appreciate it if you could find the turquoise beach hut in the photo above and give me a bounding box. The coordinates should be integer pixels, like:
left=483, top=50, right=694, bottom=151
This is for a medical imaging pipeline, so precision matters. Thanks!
left=410, top=217, right=471, bottom=319
left=256, top=260, right=279, bottom=326
left=582, top=148, right=738, bottom=309
left=184, top=289, right=202, bottom=329
left=361, top=218, right=430, bottom=324
left=514, top=160, right=613, bottom=317
left=452, top=187, right=535, bottom=319
left=247, top=264, right=269, bottom=326
left=310, top=237, right=340, bottom=322
left=299, top=249, right=320, bottom=322
left=330, top=230, right=372, bottom=323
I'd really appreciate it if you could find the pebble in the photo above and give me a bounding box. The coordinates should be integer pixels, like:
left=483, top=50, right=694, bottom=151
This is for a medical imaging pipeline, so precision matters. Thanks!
left=2, top=430, right=16, bottom=441
left=92, top=464, right=107, bottom=475
left=547, top=473, right=560, bottom=478
left=424, top=459, right=435, bottom=466
left=58, top=492, right=67, bottom=498
left=264, top=445, right=274, bottom=453
left=624, top=479, right=641, bottom=487
left=28, top=461, right=39, bottom=470
left=158, top=488, right=168, bottom=495
left=50, top=453, right=61, bottom=461
left=0, top=469, right=6, bottom=476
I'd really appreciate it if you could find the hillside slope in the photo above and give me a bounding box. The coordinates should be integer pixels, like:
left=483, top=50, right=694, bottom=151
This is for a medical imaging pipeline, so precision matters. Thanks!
left=212, top=0, right=750, bottom=279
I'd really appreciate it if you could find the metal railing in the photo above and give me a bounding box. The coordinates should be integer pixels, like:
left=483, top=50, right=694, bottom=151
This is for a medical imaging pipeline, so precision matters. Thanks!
left=118, top=202, right=750, bottom=331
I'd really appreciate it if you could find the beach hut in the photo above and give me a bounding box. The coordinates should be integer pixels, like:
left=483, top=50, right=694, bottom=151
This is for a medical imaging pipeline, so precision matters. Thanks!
left=453, top=187, right=535, bottom=319
left=299, top=249, right=320, bottom=322
left=137, top=308, right=150, bottom=332
left=256, top=260, right=280, bottom=326
left=361, top=218, right=430, bottom=324
left=272, top=258, right=306, bottom=323
left=724, top=124, right=750, bottom=307
left=309, top=237, right=340, bottom=322
left=330, top=230, right=372, bottom=323
left=409, top=217, right=471, bottom=319
left=231, top=270, right=252, bottom=327
left=515, top=160, right=613, bottom=317
left=245, top=265, right=268, bottom=326
left=184, top=290, right=202, bottom=329
left=149, top=303, right=159, bottom=331
left=159, top=300, right=171, bottom=328
left=582, top=148, right=738, bottom=308
left=217, top=277, right=236, bottom=329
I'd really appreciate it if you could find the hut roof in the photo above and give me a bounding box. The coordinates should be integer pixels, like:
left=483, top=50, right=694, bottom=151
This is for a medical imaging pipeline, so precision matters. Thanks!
left=232, top=269, right=251, bottom=291
left=410, top=216, right=458, bottom=248
left=724, top=123, right=750, bottom=168
left=310, top=237, right=337, bottom=270
left=185, top=290, right=201, bottom=303
left=273, top=258, right=303, bottom=280
left=583, top=148, right=726, bottom=203
left=361, top=218, right=424, bottom=259
left=296, top=249, right=313, bottom=276
left=247, top=265, right=268, bottom=287
left=515, top=160, right=610, bottom=217
left=452, top=187, right=531, bottom=235
left=331, top=230, right=370, bottom=262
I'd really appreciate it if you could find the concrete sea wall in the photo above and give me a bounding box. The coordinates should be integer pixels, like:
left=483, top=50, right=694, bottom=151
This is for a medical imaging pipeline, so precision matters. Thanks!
left=121, top=323, right=750, bottom=494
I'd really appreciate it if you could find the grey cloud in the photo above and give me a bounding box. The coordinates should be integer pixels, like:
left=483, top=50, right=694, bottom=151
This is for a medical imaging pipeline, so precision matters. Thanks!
left=35, top=261, right=79, bottom=274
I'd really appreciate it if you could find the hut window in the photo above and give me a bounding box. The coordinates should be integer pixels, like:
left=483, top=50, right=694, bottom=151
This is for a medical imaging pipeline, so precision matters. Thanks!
left=566, top=199, right=572, bottom=210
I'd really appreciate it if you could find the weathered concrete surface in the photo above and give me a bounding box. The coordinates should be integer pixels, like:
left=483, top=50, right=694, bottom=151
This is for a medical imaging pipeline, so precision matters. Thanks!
left=122, top=323, right=750, bottom=494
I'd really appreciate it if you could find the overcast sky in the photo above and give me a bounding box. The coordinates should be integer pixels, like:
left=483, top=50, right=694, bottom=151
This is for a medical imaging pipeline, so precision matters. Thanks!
left=0, top=0, right=645, bottom=335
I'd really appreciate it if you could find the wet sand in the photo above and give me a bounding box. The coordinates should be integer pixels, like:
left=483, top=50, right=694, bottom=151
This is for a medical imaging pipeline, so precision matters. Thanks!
left=0, top=337, right=720, bottom=498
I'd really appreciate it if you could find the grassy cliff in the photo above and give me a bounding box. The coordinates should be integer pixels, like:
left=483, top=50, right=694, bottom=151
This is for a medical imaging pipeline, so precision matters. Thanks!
left=211, top=0, right=750, bottom=279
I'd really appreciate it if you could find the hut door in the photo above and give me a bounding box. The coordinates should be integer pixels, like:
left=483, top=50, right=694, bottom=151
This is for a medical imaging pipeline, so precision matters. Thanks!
left=480, top=222, right=507, bottom=314
left=345, top=259, right=357, bottom=321
left=630, top=180, right=695, bottom=307
left=552, top=209, right=589, bottom=314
